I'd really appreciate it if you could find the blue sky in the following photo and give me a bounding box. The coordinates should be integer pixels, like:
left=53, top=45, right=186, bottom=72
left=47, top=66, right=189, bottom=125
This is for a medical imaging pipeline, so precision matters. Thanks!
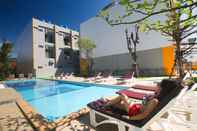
left=0, top=0, right=110, bottom=56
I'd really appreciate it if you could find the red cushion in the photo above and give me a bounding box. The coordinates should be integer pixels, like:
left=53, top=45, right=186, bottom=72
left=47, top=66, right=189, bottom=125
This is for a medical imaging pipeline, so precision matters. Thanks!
left=132, top=84, right=159, bottom=92
left=116, top=90, right=145, bottom=100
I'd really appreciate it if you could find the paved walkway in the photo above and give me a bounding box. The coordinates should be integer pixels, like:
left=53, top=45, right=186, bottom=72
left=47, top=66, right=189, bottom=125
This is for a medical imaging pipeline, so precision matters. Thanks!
left=57, top=113, right=118, bottom=131
left=0, top=88, right=34, bottom=131
left=0, top=102, right=34, bottom=131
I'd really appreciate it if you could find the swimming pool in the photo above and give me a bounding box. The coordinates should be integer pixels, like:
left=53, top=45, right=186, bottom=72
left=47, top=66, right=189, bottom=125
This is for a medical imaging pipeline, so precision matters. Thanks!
left=5, top=79, right=122, bottom=121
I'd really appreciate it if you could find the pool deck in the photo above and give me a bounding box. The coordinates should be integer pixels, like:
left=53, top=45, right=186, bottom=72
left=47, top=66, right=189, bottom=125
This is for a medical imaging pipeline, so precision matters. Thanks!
left=0, top=88, right=34, bottom=130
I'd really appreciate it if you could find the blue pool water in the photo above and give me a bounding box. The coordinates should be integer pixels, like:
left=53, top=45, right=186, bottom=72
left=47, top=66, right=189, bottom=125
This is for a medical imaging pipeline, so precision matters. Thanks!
left=5, top=79, right=121, bottom=121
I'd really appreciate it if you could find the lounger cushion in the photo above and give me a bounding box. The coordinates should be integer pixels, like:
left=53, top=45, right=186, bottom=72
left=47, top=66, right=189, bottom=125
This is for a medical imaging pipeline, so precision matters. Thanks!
left=115, top=81, right=127, bottom=85
left=116, top=89, right=156, bottom=100
left=116, top=89, right=147, bottom=100
left=132, top=84, right=159, bottom=92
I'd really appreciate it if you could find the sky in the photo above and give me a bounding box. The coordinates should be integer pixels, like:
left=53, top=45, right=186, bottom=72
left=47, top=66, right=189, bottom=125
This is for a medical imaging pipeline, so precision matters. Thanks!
left=0, top=0, right=110, bottom=56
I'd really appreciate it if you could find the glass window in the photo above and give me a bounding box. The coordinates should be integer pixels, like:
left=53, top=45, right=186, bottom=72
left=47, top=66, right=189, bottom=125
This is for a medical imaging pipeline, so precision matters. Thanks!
left=45, top=45, right=55, bottom=58
left=64, top=49, right=73, bottom=63
left=63, top=33, right=71, bottom=46
left=48, top=60, right=54, bottom=66
left=45, top=28, right=55, bottom=43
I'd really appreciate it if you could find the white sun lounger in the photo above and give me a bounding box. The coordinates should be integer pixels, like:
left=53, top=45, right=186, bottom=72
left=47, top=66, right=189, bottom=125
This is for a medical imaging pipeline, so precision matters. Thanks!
left=0, top=84, right=6, bottom=89
left=165, top=84, right=197, bottom=125
left=88, top=84, right=196, bottom=131
left=19, top=73, right=25, bottom=79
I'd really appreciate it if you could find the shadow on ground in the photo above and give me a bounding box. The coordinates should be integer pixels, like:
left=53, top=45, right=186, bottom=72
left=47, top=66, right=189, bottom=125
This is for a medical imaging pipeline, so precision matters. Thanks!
left=75, top=113, right=119, bottom=131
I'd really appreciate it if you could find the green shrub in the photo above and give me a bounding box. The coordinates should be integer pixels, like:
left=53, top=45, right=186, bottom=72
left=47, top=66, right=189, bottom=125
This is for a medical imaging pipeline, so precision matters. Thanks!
left=0, top=75, right=5, bottom=81
left=191, top=77, right=197, bottom=83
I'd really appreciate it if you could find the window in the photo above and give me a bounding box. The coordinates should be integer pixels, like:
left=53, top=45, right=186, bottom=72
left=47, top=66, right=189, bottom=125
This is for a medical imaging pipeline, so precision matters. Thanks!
left=45, top=45, right=55, bottom=58
left=63, top=33, right=71, bottom=46
left=73, top=35, right=78, bottom=40
left=48, top=60, right=54, bottom=66
left=38, top=66, right=43, bottom=69
left=45, top=28, right=55, bottom=43
left=64, top=49, right=73, bottom=63
left=64, top=51, right=71, bottom=60
left=38, top=45, right=44, bottom=48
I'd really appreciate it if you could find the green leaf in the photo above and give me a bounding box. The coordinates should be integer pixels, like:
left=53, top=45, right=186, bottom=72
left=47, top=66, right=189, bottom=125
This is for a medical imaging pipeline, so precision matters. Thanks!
left=139, top=22, right=148, bottom=32
left=186, top=0, right=193, bottom=5
left=78, top=38, right=96, bottom=50
left=174, top=1, right=181, bottom=7
left=181, top=8, right=190, bottom=15
left=120, top=0, right=129, bottom=6
left=98, top=10, right=109, bottom=18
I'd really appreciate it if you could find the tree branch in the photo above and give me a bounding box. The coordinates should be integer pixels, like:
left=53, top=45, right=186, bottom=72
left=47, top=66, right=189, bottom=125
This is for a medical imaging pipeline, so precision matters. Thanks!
left=182, top=25, right=196, bottom=34
left=182, top=45, right=195, bottom=57
left=104, top=2, right=197, bottom=26
left=146, top=24, right=173, bottom=36
left=181, top=30, right=197, bottom=40
left=180, top=14, right=197, bottom=23
left=133, top=9, right=148, bottom=15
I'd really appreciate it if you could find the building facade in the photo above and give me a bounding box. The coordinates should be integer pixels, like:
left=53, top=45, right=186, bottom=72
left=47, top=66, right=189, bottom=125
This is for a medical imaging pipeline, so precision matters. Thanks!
left=17, top=18, right=79, bottom=77
left=80, top=4, right=197, bottom=76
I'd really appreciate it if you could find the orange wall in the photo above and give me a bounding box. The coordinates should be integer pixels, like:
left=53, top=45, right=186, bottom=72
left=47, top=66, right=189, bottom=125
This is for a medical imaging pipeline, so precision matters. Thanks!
left=162, top=46, right=175, bottom=75
left=192, top=64, right=197, bottom=70
left=80, top=58, right=88, bottom=76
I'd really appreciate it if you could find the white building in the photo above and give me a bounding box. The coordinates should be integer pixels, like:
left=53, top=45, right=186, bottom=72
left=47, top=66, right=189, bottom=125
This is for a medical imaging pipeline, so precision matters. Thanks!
left=80, top=3, right=197, bottom=76
left=16, top=18, right=79, bottom=77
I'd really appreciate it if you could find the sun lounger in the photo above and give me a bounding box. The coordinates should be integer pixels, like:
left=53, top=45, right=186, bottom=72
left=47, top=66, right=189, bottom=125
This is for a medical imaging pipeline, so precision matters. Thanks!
left=121, top=72, right=135, bottom=79
left=156, top=83, right=197, bottom=131
left=87, top=82, right=190, bottom=131
left=0, top=84, right=6, bottom=89
left=115, top=72, right=136, bottom=85
left=8, top=74, right=15, bottom=80
left=85, top=72, right=112, bottom=83
left=18, top=74, right=25, bottom=79
left=95, top=74, right=118, bottom=84
left=62, top=72, right=74, bottom=79
left=183, top=72, right=192, bottom=81
left=28, top=73, right=33, bottom=79
left=83, top=72, right=102, bottom=82
left=170, top=83, right=197, bottom=111
left=55, top=72, right=74, bottom=80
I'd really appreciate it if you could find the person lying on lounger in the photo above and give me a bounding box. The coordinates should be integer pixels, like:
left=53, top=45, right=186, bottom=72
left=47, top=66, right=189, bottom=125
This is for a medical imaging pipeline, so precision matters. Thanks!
left=103, top=79, right=182, bottom=120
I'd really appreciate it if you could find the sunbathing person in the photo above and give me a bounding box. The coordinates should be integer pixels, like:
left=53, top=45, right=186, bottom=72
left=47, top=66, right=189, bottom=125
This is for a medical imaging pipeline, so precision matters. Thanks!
left=103, top=79, right=182, bottom=120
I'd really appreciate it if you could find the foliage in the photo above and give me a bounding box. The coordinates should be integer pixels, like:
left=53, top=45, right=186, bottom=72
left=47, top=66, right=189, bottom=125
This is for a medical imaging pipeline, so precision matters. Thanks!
left=98, top=0, right=197, bottom=79
left=184, top=79, right=194, bottom=87
left=78, top=38, right=96, bottom=75
left=0, top=40, right=13, bottom=80
left=192, top=77, right=197, bottom=83
left=78, top=38, right=96, bottom=50
left=99, top=0, right=197, bottom=27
